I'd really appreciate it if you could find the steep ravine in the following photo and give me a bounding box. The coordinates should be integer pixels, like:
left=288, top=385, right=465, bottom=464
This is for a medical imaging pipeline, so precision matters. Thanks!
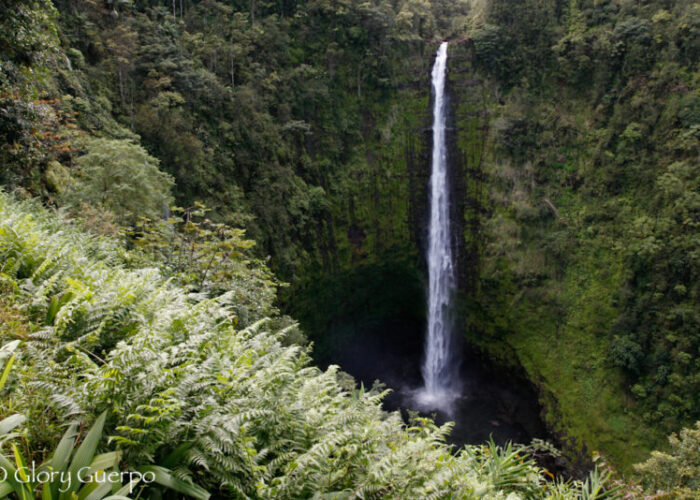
left=291, top=41, right=576, bottom=471
left=290, top=40, right=654, bottom=475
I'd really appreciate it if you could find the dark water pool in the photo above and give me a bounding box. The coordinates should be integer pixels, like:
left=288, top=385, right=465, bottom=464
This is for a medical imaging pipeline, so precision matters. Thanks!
left=320, top=324, right=549, bottom=448
left=381, top=352, right=548, bottom=448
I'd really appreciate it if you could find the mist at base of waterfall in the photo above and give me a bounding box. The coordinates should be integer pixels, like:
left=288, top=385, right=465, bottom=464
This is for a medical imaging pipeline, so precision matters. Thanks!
left=383, top=366, right=547, bottom=449
left=411, top=386, right=462, bottom=417
left=310, top=309, right=549, bottom=449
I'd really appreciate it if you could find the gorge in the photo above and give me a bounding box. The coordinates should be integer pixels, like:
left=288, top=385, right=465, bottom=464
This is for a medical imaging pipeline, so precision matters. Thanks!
left=1, top=0, right=698, bottom=495
left=303, top=41, right=552, bottom=457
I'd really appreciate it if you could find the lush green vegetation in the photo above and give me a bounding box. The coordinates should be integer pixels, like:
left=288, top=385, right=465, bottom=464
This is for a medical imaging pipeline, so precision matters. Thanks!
left=0, top=0, right=698, bottom=495
left=455, top=0, right=699, bottom=469
left=0, top=192, right=624, bottom=498
left=633, top=421, right=700, bottom=498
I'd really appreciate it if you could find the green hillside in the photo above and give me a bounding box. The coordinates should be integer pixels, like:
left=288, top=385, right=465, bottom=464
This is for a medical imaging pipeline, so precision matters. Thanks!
left=0, top=0, right=698, bottom=496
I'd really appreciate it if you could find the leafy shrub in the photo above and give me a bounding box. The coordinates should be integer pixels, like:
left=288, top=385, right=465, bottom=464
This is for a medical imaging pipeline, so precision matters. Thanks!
left=0, top=343, right=209, bottom=499
left=633, top=422, right=700, bottom=498
left=610, top=335, right=644, bottom=374
left=130, top=204, right=279, bottom=326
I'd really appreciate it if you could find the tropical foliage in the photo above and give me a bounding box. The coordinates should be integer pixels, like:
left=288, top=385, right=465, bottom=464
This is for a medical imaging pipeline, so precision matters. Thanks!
left=129, top=203, right=280, bottom=326
left=633, top=421, right=700, bottom=498
left=0, top=192, right=617, bottom=498
left=456, top=0, right=699, bottom=467
left=0, top=0, right=698, bottom=493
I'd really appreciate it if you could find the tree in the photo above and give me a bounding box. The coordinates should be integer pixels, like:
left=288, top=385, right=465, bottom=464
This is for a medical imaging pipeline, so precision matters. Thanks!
left=131, top=203, right=280, bottom=325
left=62, top=137, right=173, bottom=224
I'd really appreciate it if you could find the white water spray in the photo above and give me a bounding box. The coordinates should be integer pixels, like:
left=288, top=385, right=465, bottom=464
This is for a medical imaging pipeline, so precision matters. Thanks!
left=416, top=42, right=459, bottom=412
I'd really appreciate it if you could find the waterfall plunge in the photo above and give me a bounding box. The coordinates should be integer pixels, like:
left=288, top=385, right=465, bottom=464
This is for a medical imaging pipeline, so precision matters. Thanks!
left=415, top=42, right=460, bottom=413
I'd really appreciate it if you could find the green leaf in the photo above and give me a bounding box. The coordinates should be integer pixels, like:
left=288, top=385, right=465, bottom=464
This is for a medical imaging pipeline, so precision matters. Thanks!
left=0, top=341, right=20, bottom=362
left=12, top=444, right=29, bottom=483
left=75, top=478, right=103, bottom=500
left=78, top=478, right=115, bottom=500
left=85, top=452, right=122, bottom=476
left=0, top=351, right=17, bottom=392
left=0, top=414, right=26, bottom=437
left=0, top=481, right=13, bottom=497
left=112, top=479, right=140, bottom=497
left=60, top=412, right=107, bottom=500
left=48, top=423, right=79, bottom=499
left=0, top=449, right=33, bottom=499
left=134, top=466, right=210, bottom=500
left=74, top=452, right=124, bottom=500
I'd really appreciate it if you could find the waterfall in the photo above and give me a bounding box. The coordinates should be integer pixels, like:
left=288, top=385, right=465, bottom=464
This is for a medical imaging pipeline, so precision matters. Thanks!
left=417, top=42, right=459, bottom=411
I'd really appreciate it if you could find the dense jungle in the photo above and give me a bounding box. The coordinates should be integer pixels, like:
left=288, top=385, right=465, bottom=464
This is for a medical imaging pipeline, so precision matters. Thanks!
left=0, top=0, right=698, bottom=497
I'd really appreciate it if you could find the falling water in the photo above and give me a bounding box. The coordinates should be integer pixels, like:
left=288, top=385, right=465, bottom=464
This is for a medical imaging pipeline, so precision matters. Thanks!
left=416, top=42, right=459, bottom=412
